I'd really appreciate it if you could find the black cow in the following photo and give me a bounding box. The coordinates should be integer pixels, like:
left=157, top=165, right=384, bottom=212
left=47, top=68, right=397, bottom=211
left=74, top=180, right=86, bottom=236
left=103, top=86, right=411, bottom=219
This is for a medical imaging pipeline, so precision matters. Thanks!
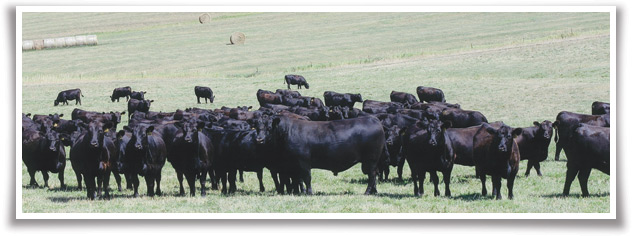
left=552, top=111, right=610, bottom=161
left=390, top=91, right=419, bottom=106
left=275, top=89, right=301, bottom=98
left=440, top=108, right=488, bottom=128
left=378, top=125, right=402, bottom=181
left=473, top=123, right=522, bottom=200
left=308, top=97, right=325, bottom=109
left=121, top=125, right=167, bottom=197
left=362, top=100, right=404, bottom=114
left=127, top=99, right=153, bottom=119
left=130, top=91, right=146, bottom=100
left=71, top=109, right=125, bottom=129
left=515, top=121, right=554, bottom=177
left=54, top=88, right=83, bottom=106
left=323, top=91, right=363, bottom=109
left=256, top=89, right=284, bottom=107
left=401, top=120, right=454, bottom=197
left=110, top=86, right=132, bottom=102
left=32, top=113, right=63, bottom=132
left=282, top=96, right=311, bottom=107
left=562, top=124, right=610, bottom=197
left=114, top=130, right=133, bottom=191
left=444, top=123, right=497, bottom=167
left=290, top=106, right=329, bottom=121
left=284, top=74, right=310, bottom=89
left=69, top=121, right=116, bottom=200
left=22, top=128, right=66, bottom=188
left=416, top=86, right=445, bottom=103
left=258, top=115, right=385, bottom=195
left=591, top=101, right=610, bottom=115
left=194, top=86, right=215, bottom=104
left=170, top=118, right=213, bottom=196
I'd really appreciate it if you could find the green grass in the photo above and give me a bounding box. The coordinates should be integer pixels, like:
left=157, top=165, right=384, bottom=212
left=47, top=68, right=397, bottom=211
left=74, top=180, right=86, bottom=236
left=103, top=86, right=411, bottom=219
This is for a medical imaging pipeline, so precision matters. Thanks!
left=21, top=12, right=610, bottom=213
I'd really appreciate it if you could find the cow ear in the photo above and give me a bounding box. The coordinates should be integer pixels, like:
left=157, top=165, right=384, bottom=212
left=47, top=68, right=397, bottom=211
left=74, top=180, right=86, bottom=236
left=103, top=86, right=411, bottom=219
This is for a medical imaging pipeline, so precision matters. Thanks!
left=26, top=113, right=31, bottom=117
left=399, top=127, right=408, bottom=137
left=442, top=120, right=452, bottom=130
left=482, top=123, right=496, bottom=134
left=150, top=100, right=154, bottom=103
left=248, top=106, right=253, bottom=111
left=197, top=121, right=206, bottom=131
left=272, top=117, right=281, bottom=128
left=59, top=114, right=64, bottom=117
left=512, top=128, right=523, bottom=138
left=103, top=122, right=113, bottom=132
left=116, top=130, right=126, bottom=139
left=121, top=111, right=126, bottom=115
left=533, top=121, right=540, bottom=127
left=123, top=125, right=133, bottom=132
left=552, top=121, right=559, bottom=128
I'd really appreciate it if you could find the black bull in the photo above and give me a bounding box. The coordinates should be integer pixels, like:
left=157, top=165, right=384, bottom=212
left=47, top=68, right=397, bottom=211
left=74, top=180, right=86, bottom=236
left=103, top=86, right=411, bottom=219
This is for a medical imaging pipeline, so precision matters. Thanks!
left=259, top=115, right=385, bottom=195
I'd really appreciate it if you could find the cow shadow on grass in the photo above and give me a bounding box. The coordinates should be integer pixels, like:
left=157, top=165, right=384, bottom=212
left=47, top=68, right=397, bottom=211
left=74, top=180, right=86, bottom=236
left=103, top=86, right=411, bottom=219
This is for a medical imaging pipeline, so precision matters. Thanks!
left=450, top=193, right=495, bottom=201
left=540, top=192, right=610, bottom=198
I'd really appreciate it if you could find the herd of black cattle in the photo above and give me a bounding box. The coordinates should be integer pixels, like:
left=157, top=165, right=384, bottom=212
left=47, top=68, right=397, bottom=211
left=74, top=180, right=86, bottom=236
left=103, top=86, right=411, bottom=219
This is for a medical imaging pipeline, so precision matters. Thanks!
left=22, top=74, right=611, bottom=200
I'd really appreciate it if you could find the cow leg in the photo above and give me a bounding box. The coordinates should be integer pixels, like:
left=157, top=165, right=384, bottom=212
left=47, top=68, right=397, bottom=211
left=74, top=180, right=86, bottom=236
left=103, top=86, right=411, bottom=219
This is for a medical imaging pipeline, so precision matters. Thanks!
left=492, top=175, right=502, bottom=200
left=578, top=168, right=593, bottom=197
left=479, top=174, right=487, bottom=196
left=257, top=169, right=265, bottom=192
left=507, top=171, right=517, bottom=200
left=410, top=167, right=419, bottom=196
left=228, top=170, right=237, bottom=194
left=270, top=170, right=282, bottom=194
left=555, top=144, right=563, bottom=161
left=125, top=173, right=133, bottom=190
left=197, top=96, right=201, bottom=104
left=75, top=171, right=82, bottom=190
left=239, top=169, right=244, bottom=182
left=525, top=160, right=534, bottom=177
left=562, top=166, right=579, bottom=196
left=535, top=162, right=543, bottom=177
left=384, top=166, right=390, bottom=181
left=397, top=158, right=405, bottom=181
left=113, top=172, right=122, bottom=191
left=132, top=174, right=140, bottom=198
left=84, top=175, right=96, bottom=200
left=27, top=169, right=38, bottom=187
left=429, top=171, right=440, bottom=197
left=58, top=170, right=66, bottom=189
left=443, top=170, right=452, bottom=197
left=155, top=172, right=163, bottom=196
left=42, top=171, right=50, bottom=188
left=220, top=172, right=228, bottom=194
left=96, top=175, right=103, bottom=198
left=185, top=173, right=196, bottom=197
left=205, top=97, right=208, bottom=104
left=300, top=170, right=313, bottom=195
left=177, top=171, right=186, bottom=196
left=199, top=170, right=207, bottom=197
left=145, top=175, right=155, bottom=197
left=103, top=171, right=111, bottom=200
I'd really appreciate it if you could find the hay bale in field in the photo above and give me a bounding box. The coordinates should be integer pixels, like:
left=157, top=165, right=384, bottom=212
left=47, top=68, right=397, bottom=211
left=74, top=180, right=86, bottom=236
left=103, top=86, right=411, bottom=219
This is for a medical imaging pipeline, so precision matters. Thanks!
left=86, top=35, right=98, bottom=45
left=199, top=13, right=211, bottom=24
left=54, top=37, right=66, bottom=48
left=75, top=35, right=87, bottom=46
left=33, top=39, right=44, bottom=50
left=22, top=40, right=33, bottom=50
left=43, top=38, right=55, bottom=48
left=65, top=37, right=76, bottom=47
left=230, top=32, right=245, bottom=45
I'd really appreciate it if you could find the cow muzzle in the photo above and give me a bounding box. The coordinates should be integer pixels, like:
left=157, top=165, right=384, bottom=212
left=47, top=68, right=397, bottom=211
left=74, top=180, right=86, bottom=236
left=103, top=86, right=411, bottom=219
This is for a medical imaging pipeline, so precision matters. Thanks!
left=135, top=144, right=142, bottom=149
left=91, top=141, right=99, bottom=147
left=256, top=138, right=264, bottom=144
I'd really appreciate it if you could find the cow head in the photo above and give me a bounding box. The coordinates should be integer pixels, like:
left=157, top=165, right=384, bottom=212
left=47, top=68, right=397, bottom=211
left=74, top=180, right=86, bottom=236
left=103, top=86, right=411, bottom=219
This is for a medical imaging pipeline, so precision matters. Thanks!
left=385, top=125, right=401, bottom=146
left=88, top=121, right=113, bottom=149
left=534, top=120, right=553, bottom=140
left=181, top=119, right=205, bottom=144
left=329, top=106, right=344, bottom=120
left=304, top=83, right=310, bottom=89
left=110, top=95, right=116, bottom=102
left=425, top=119, right=451, bottom=147
left=352, top=93, right=363, bottom=103
left=54, top=100, right=59, bottom=106
left=484, top=124, right=522, bottom=153
left=210, top=95, right=215, bottom=103
left=319, top=106, right=330, bottom=120
left=43, top=130, right=65, bottom=172
left=251, top=116, right=269, bottom=144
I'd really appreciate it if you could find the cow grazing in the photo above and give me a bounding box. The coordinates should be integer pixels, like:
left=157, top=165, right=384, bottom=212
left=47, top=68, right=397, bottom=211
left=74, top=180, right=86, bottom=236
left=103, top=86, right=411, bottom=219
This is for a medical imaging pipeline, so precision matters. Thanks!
left=22, top=128, right=66, bottom=188
left=552, top=111, right=610, bottom=161
left=562, top=124, right=610, bottom=197
left=121, top=125, right=167, bottom=197
left=69, top=121, right=116, bottom=200
left=127, top=99, right=153, bottom=119
left=515, top=121, right=554, bottom=177
left=284, top=74, right=310, bottom=89
left=323, top=91, right=363, bottom=109
left=473, top=123, right=522, bottom=200
left=170, top=118, right=213, bottom=196
left=440, top=108, right=488, bottom=128
left=416, top=86, right=445, bottom=103
left=401, top=120, right=454, bottom=197
left=54, top=88, right=84, bottom=106
left=390, top=91, right=419, bottom=106
left=258, top=115, right=385, bottom=195
left=362, top=100, right=405, bottom=114
left=130, top=91, right=146, bottom=100
left=110, top=86, right=132, bottom=102
left=194, top=86, right=215, bottom=104
left=591, top=101, right=610, bottom=115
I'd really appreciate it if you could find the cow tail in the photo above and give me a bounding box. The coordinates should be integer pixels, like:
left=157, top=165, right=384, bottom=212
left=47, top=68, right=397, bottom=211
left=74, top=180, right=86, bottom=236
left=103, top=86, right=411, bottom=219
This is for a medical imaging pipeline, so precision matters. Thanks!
left=81, top=91, right=85, bottom=97
left=553, top=125, right=559, bottom=143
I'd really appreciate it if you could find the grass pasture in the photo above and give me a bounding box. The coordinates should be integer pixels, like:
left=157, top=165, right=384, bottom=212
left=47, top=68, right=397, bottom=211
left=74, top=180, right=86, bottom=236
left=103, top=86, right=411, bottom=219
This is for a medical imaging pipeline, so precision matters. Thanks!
left=20, top=12, right=610, bottom=214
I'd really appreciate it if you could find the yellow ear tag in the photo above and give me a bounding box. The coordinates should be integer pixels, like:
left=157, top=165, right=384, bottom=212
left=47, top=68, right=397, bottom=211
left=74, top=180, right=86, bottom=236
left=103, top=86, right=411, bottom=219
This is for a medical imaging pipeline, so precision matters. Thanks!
left=104, top=128, right=109, bottom=133
left=61, top=137, right=65, bottom=140
left=442, top=110, right=448, bottom=115
left=53, top=123, right=58, bottom=127
left=251, top=127, right=255, bottom=130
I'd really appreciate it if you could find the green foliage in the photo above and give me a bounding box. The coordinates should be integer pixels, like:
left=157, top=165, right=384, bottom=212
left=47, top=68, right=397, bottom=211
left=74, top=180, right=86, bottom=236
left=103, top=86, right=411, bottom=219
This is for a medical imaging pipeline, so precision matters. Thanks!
left=21, top=12, right=610, bottom=213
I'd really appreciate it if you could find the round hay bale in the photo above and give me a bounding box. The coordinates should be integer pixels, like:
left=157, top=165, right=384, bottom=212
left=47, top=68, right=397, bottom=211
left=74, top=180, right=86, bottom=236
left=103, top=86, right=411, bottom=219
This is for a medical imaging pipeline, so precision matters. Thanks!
left=75, top=35, right=87, bottom=46
left=199, top=13, right=211, bottom=24
left=43, top=38, right=55, bottom=48
left=54, top=37, right=66, bottom=48
left=22, top=40, right=33, bottom=50
left=86, top=35, right=98, bottom=45
left=33, top=39, right=44, bottom=50
left=65, top=37, right=76, bottom=47
left=230, top=32, right=245, bottom=45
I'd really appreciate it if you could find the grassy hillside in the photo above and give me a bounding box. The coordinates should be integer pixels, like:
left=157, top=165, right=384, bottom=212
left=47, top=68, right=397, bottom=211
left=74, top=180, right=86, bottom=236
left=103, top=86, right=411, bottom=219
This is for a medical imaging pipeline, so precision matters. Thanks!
left=20, top=12, right=611, bottom=213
